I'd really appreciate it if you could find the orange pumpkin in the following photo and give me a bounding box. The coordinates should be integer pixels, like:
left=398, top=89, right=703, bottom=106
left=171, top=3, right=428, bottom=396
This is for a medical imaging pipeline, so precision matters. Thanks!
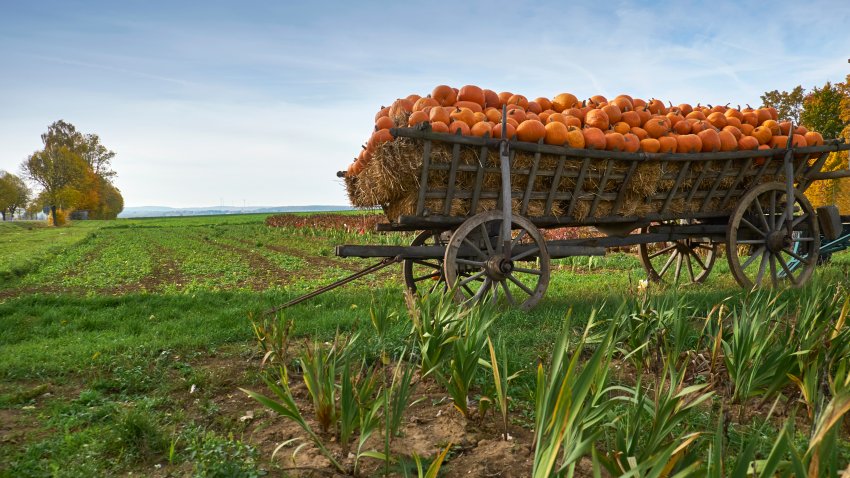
left=740, top=123, right=755, bottom=136
left=686, top=110, right=706, bottom=121
left=372, top=128, right=394, bottom=146
left=448, top=121, right=470, bottom=135
left=778, top=121, right=792, bottom=136
left=718, top=129, right=737, bottom=151
left=755, top=108, right=772, bottom=125
left=676, top=134, right=702, bottom=153
left=552, top=93, right=579, bottom=112
left=430, top=121, right=449, bottom=133
left=497, top=91, right=513, bottom=107
left=588, top=95, right=608, bottom=107
left=457, top=85, right=486, bottom=108
left=450, top=107, right=476, bottom=127
left=605, top=131, right=626, bottom=151
left=454, top=100, right=483, bottom=113
left=507, top=108, right=527, bottom=124
left=432, top=85, right=457, bottom=106
left=630, top=126, right=649, bottom=140
left=526, top=101, right=543, bottom=114
left=601, top=104, right=623, bottom=124
left=725, top=116, right=742, bottom=129
left=611, top=95, right=634, bottom=112
left=658, top=136, right=678, bottom=153
left=647, top=99, right=666, bottom=115
left=724, top=108, right=744, bottom=121
left=689, top=120, right=712, bottom=134
left=429, top=106, right=451, bottom=124
left=565, top=126, right=585, bottom=148
left=769, top=135, right=789, bottom=148
left=484, top=107, right=502, bottom=123
left=644, top=117, right=671, bottom=138
left=791, top=134, right=807, bottom=148
left=483, top=89, right=500, bottom=109
left=762, top=120, right=780, bottom=136
left=751, top=126, right=773, bottom=145
left=623, top=133, right=640, bottom=153
left=507, top=94, right=529, bottom=109
left=470, top=121, right=492, bottom=137
left=677, top=103, right=694, bottom=116
left=375, top=106, right=389, bottom=122
left=697, top=129, right=721, bottom=152
left=582, top=127, right=607, bottom=149
left=707, top=112, right=728, bottom=130
left=804, top=131, right=824, bottom=147
left=612, top=121, right=631, bottom=135
left=722, top=125, right=743, bottom=141
left=584, top=109, right=610, bottom=130
left=640, top=138, right=661, bottom=153
left=375, top=116, right=394, bottom=130
left=413, top=96, right=440, bottom=112
left=516, top=119, right=546, bottom=142
left=491, top=122, right=516, bottom=139
left=534, top=97, right=553, bottom=111
left=621, top=111, right=642, bottom=128
left=407, top=111, right=429, bottom=126
left=544, top=121, right=569, bottom=145
left=742, top=112, right=759, bottom=127
left=737, top=135, right=759, bottom=150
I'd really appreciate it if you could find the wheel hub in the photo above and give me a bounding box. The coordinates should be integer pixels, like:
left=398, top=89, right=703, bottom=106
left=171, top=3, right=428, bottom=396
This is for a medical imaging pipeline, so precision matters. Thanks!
left=766, top=230, right=790, bottom=253
left=485, top=255, right=513, bottom=280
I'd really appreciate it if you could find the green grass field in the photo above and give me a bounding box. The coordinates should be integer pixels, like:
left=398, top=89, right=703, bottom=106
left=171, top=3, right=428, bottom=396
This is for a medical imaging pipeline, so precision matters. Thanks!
left=1, top=213, right=849, bottom=477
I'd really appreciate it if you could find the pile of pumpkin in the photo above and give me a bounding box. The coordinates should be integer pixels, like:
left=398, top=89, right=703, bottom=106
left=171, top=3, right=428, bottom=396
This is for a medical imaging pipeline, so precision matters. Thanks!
left=345, top=85, right=826, bottom=177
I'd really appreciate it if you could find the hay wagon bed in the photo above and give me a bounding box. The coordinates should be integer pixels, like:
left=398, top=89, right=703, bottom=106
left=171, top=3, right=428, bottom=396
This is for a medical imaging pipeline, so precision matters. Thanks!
left=326, top=121, right=850, bottom=311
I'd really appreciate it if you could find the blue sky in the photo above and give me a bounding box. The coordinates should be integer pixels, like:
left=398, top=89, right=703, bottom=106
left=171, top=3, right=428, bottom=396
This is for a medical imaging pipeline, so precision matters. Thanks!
left=1, top=1, right=849, bottom=207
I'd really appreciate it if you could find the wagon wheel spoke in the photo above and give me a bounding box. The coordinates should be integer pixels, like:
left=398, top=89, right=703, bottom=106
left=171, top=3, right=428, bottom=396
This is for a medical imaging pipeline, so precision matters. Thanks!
left=479, top=224, right=494, bottom=256
left=741, top=246, right=766, bottom=270
left=769, top=190, right=777, bottom=230
left=754, top=252, right=769, bottom=287
left=776, top=253, right=798, bottom=285
left=791, top=213, right=810, bottom=229
left=412, top=260, right=441, bottom=269
left=456, top=258, right=485, bottom=268
left=782, top=247, right=808, bottom=263
left=685, top=252, right=696, bottom=283
left=657, top=250, right=679, bottom=278
left=752, top=199, right=771, bottom=233
left=769, top=254, right=779, bottom=288
left=649, top=244, right=677, bottom=259
left=501, top=280, right=516, bottom=306
left=512, top=246, right=540, bottom=262
left=470, top=277, right=492, bottom=303
left=462, top=284, right=476, bottom=297
left=458, top=270, right=486, bottom=288
left=697, top=244, right=715, bottom=251
left=462, top=238, right=487, bottom=260
left=791, top=237, right=815, bottom=243
left=688, top=247, right=707, bottom=271
left=740, top=218, right=766, bottom=238
left=507, top=274, right=535, bottom=296
left=513, top=266, right=542, bottom=275
left=737, top=239, right=769, bottom=244
left=512, top=229, right=527, bottom=247
left=413, top=271, right=441, bottom=283
left=491, top=281, right=499, bottom=304
left=674, top=252, right=684, bottom=283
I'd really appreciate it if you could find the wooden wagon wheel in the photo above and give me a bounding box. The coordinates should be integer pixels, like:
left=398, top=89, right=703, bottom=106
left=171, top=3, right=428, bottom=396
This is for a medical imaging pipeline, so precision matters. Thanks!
left=403, top=230, right=451, bottom=295
left=443, top=210, right=550, bottom=311
left=638, top=221, right=718, bottom=284
left=726, top=182, right=820, bottom=289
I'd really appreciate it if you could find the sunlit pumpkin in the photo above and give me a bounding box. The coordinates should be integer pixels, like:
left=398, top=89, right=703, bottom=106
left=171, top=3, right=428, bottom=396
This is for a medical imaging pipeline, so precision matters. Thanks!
left=658, top=135, right=678, bottom=153
left=470, top=121, right=492, bottom=137
left=751, top=126, right=773, bottom=145
left=429, top=106, right=451, bottom=124
left=407, top=111, right=429, bottom=126
left=565, top=126, right=585, bottom=148
left=516, top=119, right=546, bottom=142
left=697, top=129, right=721, bottom=152
left=676, top=134, right=702, bottom=153
left=448, top=121, right=470, bottom=135
left=737, top=135, right=759, bottom=150
left=582, top=127, right=607, bottom=149
left=584, top=109, right=610, bottom=130
left=544, top=121, right=569, bottom=145
left=552, top=93, right=579, bottom=112
left=718, top=129, right=738, bottom=151
left=491, top=122, right=516, bottom=139
left=432, top=85, right=457, bottom=106
left=640, top=138, right=660, bottom=153
left=623, top=133, right=640, bottom=153
left=458, top=85, right=486, bottom=108
left=604, top=131, right=626, bottom=151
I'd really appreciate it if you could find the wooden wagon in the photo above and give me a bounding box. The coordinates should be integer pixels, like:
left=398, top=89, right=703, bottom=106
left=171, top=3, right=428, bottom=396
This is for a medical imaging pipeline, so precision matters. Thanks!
left=331, top=115, right=850, bottom=311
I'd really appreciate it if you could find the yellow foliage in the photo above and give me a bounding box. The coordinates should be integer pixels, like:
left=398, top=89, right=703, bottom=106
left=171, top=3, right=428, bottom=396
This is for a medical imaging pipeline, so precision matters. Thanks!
left=49, top=208, right=70, bottom=226
left=806, top=151, right=850, bottom=214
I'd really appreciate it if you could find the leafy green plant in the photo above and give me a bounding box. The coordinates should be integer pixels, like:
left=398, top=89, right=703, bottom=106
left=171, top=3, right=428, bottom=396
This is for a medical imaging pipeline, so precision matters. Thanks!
left=248, top=310, right=294, bottom=370
left=406, top=291, right=461, bottom=379
left=487, top=336, right=521, bottom=440
left=445, top=302, right=495, bottom=418
left=721, top=295, right=795, bottom=410
left=532, top=309, right=616, bottom=478
left=185, top=430, right=260, bottom=478
left=241, top=368, right=346, bottom=473
left=598, top=362, right=712, bottom=477
left=386, top=353, right=420, bottom=438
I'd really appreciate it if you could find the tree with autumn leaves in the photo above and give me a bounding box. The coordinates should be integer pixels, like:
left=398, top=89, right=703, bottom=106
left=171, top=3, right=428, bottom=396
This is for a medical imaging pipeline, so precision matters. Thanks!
left=761, top=76, right=850, bottom=212
left=20, top=120, right=123, bottom=225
